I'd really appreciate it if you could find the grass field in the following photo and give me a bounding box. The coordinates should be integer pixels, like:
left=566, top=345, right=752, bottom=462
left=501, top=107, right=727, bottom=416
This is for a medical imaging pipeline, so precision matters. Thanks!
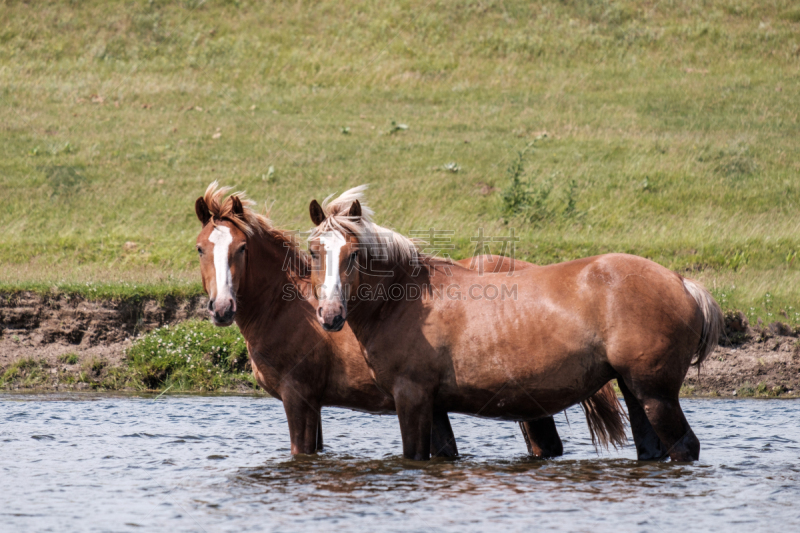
left=2, top=0, right=799, bottom=325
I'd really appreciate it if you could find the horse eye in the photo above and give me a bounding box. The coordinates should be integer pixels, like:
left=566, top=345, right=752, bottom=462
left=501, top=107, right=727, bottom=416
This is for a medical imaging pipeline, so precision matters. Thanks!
left=197, top=247, right=204, bottom=255
left=350, top=251, right=359, bottom=261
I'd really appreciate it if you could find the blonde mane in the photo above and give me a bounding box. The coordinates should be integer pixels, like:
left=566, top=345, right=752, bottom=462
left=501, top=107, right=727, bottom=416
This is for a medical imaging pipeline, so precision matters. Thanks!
left=310, top=185, right=420, bottom=263
left=203, top=181, right=274, bottom=237
left=203, top=181, right=309, bottom=275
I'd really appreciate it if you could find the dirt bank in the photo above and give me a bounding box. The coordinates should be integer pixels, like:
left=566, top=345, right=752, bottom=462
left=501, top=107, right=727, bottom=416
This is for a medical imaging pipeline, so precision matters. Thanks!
left=684, top=311, right=800, bottom=397
left=0, top=292, right=207, bottom=391
left=1, top=293, right=798, bottom=397
left=683, top=332, right=800, bottom=398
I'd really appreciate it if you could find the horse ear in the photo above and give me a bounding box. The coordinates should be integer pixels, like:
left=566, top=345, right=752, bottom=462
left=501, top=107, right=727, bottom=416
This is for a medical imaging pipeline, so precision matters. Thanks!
left=348, top=200, right=362, bottom=222
left=231, top=196, right=245, bottom=217
left=195, top=197, right=211, bottom=226
left=309, top=199, right=326, bottom=226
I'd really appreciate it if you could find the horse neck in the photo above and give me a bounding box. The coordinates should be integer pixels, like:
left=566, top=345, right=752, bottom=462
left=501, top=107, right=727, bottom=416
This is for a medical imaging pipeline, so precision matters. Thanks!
left=235, top=232, right=311, bottom=337
left=347, top=257, right=430, bottom=340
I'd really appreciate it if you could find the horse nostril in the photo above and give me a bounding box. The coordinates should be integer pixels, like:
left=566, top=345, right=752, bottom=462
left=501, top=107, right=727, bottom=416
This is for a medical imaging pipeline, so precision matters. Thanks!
left=208, top=299, right=215, bottom=311
left=317, top=307, right=323, bottom=318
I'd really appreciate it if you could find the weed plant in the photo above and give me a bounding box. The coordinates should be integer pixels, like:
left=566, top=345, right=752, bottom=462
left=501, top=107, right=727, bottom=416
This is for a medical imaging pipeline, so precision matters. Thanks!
left=126, top=319, right=255, bottom=391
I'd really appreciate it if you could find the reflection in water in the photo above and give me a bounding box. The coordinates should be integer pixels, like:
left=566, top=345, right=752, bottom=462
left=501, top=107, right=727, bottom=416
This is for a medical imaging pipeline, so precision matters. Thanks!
left=238, top=456, right=711, bottom=502
left=1, top=395, right=798, bottom=532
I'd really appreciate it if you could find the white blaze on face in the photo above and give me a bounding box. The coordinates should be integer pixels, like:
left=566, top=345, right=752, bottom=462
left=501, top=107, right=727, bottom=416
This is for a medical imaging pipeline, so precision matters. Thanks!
left=209, top=226, right=234, bottom=303
left=319, top=231, right=346, bottom=302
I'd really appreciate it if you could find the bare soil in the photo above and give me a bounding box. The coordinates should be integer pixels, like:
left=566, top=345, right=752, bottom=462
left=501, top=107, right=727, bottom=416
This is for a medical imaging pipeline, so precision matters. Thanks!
left=0, top=292, right=206, bottom=391
left=685, top=340, right=800, bottom=397
left=1, top=294, right=798, bottom=397
left=683, top=315, right=800, bottom=398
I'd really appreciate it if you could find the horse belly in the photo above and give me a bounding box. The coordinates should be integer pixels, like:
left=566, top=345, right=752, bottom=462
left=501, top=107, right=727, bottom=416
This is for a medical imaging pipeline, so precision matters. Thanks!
left=440, top=342, right=610, bottom=421
left=442, top=374, right=607, bottom=421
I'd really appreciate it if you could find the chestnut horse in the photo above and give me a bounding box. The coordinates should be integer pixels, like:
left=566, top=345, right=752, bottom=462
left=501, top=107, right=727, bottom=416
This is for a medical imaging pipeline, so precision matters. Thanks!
left=308, top=187, right=723, bottom=461
left=194, top=183, right=618, bottom=457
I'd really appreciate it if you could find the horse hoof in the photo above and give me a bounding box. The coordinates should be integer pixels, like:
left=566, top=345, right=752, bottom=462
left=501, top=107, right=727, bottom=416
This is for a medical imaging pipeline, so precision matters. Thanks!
left=667, top=430, right=700, bottom=462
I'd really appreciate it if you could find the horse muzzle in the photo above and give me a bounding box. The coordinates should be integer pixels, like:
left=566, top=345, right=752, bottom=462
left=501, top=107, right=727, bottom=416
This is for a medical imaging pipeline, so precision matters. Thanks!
left=209, top=297, right=236, bottom=326
left=321, top=315, right=345, bottom=332
left=317, top=303, right=346, bottom=332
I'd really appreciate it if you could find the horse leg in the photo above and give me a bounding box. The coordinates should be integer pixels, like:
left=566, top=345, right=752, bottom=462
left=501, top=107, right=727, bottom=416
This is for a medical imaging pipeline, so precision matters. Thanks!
left=519, top=417, right=563, bottom=458
left=616, top=379, right=666, bottom=460
left=620, top=377, right=699, bottom=461
left=639, top=396, right=699, bottom=461
left=394, top=379, right=433, bottom=461
left=315, top=413, right=324, bottom=452
left=430, top=406, right=459, bottom=458
left=282, top=386, right=322, bottom=455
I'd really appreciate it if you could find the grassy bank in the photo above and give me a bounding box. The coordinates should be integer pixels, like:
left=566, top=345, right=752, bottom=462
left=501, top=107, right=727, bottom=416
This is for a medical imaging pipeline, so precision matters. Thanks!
left=0, top=279, right=204, bottom=301
left=3, top=315, right=797, bottom=397
left=1, top=0, right=799, bottom=323
left=0, top=319, right=258, bottom=392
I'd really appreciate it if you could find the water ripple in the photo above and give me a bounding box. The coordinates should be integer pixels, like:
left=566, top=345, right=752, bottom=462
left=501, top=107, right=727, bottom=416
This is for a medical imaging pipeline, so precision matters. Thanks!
left=0, top=395, right=798, bottom=532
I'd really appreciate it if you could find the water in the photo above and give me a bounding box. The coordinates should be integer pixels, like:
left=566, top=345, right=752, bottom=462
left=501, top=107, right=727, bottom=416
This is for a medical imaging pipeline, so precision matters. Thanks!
left=1, top=395, right=798, bottom=532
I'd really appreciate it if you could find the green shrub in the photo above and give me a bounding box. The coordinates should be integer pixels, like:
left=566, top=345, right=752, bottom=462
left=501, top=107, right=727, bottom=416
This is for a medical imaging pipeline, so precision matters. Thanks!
left=0, top=358, right=48, bottom=388
left=58, top=353, right=79, bottom=365
left=501, top=140, right=580, bottom=226
left=87, top=358, right=107, bottom=374
left=126, top=319, right=255, bottom=391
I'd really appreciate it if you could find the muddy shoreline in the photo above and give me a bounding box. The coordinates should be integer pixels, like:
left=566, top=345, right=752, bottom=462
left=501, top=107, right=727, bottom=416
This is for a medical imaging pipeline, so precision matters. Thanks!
left=1, top=292, right=798, bottom=397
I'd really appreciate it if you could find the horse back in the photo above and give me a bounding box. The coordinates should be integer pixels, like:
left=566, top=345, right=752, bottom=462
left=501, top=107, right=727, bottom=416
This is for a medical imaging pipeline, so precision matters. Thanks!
left=422, top=253, right=702, bottom=407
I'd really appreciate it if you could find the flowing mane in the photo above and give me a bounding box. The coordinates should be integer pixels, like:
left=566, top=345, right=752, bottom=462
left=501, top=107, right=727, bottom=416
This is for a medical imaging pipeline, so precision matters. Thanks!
left=203, top=181, right=309, bottom=275
left=310, top=185, right=420, bottom=263
left=203, top=181, right=273, bottom=236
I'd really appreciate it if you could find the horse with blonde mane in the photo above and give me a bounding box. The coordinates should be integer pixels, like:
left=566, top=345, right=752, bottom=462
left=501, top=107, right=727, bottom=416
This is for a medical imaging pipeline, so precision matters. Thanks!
left=307, top=186, right=723, bottom=461
left=194, top=182, right=618, bottom=457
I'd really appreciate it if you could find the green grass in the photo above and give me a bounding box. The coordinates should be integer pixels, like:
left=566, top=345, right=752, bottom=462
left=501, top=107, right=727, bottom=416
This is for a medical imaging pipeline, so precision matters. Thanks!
left=1, top=0, right=799, bottom=322
left=58, top=353, right=79, bottom=365
left=735, top=381, right=789, bottom=398
left=125, top=319, right=257, bottom=391
left=0, top=278, right=203, bottom=301
left=0, top=358, right=49, bottom=388
left=0, top=321, right=258, bottom=392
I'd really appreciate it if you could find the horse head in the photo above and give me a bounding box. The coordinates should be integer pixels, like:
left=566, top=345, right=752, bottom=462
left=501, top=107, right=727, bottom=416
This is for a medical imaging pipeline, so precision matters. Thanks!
left=307, top=198, right=364, bottom=332
left=195, top=191, right=249, bottom=326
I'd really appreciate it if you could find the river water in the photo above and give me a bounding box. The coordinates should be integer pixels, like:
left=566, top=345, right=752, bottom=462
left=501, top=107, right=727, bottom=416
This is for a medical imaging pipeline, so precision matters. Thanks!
left=1, top=395, right=797, bottom=532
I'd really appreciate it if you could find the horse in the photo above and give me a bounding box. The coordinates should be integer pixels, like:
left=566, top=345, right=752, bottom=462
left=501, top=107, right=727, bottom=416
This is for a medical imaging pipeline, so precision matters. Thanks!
left=194, top=182, right=619, bottom=457
left=307, top=186, right=723, bottom=461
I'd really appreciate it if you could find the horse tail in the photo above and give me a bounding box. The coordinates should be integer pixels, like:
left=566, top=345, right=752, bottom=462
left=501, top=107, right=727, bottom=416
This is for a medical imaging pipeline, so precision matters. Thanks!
left=580, top=382, right=628, bottom=450
left=682, top=277, right=724, bottom=367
